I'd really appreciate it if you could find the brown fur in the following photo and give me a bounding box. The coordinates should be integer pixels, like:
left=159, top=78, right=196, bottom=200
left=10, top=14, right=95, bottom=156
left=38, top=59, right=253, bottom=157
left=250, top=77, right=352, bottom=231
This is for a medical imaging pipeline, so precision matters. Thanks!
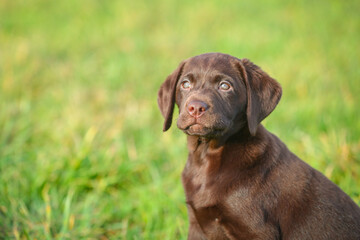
left=158, top=53, right=360, bottom=239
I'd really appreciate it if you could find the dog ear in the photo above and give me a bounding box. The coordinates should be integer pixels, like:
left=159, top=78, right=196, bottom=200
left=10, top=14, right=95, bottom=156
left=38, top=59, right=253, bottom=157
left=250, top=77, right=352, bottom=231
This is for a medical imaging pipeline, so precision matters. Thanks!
left=157, top=61, right=185, bottom=132
left=237, top=59, right=282, bottom=136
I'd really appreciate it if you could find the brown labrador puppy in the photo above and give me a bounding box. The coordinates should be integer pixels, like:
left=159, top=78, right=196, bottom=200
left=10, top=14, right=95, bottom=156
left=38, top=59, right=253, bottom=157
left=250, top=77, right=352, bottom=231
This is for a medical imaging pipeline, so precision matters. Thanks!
left=158, top=53, right=360, bottom=240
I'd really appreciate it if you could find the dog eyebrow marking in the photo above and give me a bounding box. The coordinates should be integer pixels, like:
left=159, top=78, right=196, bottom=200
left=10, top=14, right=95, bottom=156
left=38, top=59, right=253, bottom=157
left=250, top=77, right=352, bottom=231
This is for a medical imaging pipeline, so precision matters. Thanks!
left=212, top=74, right=234, bottom=82
left=181, top=73, right=195, bottom=81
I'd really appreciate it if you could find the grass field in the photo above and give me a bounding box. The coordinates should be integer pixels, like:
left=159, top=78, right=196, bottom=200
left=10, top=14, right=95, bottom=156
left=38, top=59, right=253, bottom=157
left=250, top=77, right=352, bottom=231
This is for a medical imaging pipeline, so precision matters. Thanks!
left=0, top=0, right=359, bottom=239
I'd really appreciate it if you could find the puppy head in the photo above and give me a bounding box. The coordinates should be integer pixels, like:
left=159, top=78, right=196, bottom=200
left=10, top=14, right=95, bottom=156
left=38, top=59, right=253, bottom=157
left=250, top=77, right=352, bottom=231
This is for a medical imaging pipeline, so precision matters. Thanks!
left=158, top=53, right=282, bottom=138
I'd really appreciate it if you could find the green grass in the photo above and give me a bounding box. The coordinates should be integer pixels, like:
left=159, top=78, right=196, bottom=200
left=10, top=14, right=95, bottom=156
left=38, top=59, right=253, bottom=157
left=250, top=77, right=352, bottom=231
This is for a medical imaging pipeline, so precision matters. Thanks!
left=0, top=0, right=359, bottom=239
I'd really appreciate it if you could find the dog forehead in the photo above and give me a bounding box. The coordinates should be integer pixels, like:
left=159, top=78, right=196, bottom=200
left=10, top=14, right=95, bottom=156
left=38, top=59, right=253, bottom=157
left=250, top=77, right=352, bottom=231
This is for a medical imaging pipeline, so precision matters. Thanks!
left=182, top=53, right=239, bottom=79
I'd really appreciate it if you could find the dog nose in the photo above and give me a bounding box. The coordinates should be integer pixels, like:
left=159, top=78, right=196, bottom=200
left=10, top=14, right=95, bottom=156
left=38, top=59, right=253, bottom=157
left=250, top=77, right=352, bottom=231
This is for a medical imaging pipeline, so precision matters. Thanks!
left=187, top=100, right=209, bottom=118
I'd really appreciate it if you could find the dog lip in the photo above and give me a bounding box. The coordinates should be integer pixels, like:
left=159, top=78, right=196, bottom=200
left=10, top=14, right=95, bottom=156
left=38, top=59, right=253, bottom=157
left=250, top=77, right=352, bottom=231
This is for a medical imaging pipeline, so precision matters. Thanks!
left=182, top=123, right=227, bottom=138
left=181, top=123, right=201, bottom=131
left=189, top=123, right=203, bottom=131
left=177, top=117, right=228, bottom=137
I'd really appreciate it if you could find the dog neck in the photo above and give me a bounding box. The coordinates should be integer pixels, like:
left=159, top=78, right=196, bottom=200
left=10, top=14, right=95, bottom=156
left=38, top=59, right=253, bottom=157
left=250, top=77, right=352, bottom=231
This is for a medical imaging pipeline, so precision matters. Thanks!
left=186, top=125, right=268, bottom=171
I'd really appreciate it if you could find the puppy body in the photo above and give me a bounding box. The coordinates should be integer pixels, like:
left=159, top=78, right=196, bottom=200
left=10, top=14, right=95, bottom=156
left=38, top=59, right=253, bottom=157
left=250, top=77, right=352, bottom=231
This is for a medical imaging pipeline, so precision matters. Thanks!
left=158, top=53, right=360, bottom=239
left=183, top=126, right=360, bottom=239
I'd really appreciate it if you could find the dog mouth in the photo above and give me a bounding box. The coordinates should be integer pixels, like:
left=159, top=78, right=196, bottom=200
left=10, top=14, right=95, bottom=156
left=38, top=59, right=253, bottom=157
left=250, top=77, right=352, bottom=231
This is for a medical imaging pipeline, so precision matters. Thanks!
left=180, top=122, right=226, bottom=137
left=186, top=123, right=204, bottom=132
left=177, top=110, right=230, bottom=138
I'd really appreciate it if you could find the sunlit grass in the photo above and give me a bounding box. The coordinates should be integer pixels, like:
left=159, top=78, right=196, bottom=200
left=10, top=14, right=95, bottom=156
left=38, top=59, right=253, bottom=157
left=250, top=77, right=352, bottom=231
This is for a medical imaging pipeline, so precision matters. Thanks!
left=0, top=0, right=359, bottom=238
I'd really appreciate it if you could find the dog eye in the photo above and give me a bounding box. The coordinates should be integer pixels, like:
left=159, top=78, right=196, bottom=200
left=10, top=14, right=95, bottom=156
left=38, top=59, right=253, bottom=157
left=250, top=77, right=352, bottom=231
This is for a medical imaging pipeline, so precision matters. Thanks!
left=219, top=81, right=231, bottom=91
left=181, top=79, right=192, bottom=90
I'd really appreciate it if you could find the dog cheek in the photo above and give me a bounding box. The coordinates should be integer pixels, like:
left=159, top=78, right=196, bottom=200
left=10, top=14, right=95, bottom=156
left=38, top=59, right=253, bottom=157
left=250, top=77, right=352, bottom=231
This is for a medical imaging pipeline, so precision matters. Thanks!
left=175, top=91, right=182, bottom=111
left=176, top=112, right=190, bottom=129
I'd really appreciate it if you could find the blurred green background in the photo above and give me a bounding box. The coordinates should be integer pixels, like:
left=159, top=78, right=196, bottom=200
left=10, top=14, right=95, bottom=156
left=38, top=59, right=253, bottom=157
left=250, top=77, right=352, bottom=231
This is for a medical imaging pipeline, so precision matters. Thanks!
left=0, top=0, right=359, bottom=239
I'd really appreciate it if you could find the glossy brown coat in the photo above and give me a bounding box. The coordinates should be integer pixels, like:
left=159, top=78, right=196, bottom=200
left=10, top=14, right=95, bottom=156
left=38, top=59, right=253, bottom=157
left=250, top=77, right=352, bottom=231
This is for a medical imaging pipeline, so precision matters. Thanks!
left=158, top=53, right=360, bottom=240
